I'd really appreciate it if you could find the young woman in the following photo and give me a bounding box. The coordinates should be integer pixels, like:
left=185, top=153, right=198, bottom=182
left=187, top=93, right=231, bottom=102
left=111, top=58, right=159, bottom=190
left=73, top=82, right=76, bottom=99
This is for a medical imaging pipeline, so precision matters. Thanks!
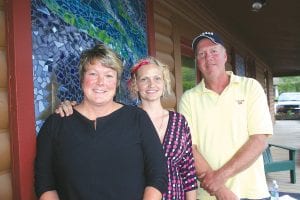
left=128, top=57, right=197, bottom=200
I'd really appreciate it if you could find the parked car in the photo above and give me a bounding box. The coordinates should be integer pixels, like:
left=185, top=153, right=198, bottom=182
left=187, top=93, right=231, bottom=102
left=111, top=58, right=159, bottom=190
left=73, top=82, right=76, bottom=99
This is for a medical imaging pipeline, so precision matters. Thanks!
left=275, top=92, right=300, bottom=114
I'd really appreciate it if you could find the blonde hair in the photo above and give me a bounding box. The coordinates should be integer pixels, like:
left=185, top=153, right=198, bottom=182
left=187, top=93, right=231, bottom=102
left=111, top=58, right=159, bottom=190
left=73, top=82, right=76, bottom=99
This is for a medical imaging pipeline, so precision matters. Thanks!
left=128, top=57, right=173, bottom=99
left=79, top=44, right=123, bottom=86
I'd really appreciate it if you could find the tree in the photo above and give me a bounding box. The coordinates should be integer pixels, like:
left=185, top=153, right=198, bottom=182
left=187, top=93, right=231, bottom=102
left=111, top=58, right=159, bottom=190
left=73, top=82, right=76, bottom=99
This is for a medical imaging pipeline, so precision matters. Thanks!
left=277, top=76, right=300, bottom=94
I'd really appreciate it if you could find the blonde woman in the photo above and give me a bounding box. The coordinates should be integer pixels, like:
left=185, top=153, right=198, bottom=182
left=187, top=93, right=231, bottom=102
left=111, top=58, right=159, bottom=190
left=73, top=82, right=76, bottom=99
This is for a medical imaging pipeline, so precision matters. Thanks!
left=128, top=57, right=198, bottom=200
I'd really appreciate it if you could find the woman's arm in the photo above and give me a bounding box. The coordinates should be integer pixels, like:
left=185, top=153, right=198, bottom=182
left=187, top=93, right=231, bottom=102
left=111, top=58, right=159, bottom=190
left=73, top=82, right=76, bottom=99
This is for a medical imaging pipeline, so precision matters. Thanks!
left=185, top=190, right=196, bottom=200
left=143, top=186, right=162, bottom=200
left=192, top=145, right=211, bottom=179
left=39, top=191, right=60, bottom=200
left=35, top=115, right=60, bottom=198
left=178, top=118, right=198, bottom=199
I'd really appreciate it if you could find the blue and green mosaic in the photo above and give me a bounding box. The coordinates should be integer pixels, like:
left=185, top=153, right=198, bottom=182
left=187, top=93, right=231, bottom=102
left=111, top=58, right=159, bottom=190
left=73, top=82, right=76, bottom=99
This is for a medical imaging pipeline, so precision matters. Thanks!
left=31, top=0, right=147, bottom=132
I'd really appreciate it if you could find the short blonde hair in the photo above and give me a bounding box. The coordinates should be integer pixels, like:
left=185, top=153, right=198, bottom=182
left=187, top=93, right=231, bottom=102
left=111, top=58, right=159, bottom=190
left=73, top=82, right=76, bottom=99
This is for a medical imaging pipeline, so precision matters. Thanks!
left=128, top=57, right=173, bottom=99
left=79, top=44, right=123, bottom=86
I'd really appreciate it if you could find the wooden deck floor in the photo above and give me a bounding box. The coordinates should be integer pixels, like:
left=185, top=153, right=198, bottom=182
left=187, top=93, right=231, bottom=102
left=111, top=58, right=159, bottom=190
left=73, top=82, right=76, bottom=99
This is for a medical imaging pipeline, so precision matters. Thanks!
left=266, top=120, right=300, bottom=193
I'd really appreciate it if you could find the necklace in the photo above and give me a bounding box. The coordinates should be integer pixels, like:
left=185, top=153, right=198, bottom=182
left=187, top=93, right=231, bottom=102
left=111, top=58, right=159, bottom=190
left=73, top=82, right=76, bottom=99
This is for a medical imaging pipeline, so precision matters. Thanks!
left=144, top=107, right=167, bottom=141
left=154, top=110, right=166, bottom=141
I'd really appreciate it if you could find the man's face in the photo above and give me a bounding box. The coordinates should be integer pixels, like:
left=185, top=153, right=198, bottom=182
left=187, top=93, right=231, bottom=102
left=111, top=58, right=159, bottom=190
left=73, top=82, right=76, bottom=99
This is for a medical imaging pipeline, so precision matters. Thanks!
left=195, top=38, right=227, bottom=80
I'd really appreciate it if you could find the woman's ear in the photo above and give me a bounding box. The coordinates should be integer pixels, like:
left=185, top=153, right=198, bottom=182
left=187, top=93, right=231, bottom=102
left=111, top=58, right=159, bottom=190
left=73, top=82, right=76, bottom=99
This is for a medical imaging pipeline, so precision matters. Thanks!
left=134, top=83, right=139, bottom=94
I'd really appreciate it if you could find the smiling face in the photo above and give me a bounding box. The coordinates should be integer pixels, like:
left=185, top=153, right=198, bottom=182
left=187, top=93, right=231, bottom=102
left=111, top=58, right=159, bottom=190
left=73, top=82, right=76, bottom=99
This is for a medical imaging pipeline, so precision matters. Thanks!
left=136, top=63, right=164, bottom=102
left=81, top=60, right=118, bottom=106
left=196, top=38, right=227, bottom=81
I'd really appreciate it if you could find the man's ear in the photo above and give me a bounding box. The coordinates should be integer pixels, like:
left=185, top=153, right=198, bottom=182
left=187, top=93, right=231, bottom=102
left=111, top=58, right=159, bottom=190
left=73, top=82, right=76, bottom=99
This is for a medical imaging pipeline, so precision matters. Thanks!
left=224, top=49, right=228, bottom=61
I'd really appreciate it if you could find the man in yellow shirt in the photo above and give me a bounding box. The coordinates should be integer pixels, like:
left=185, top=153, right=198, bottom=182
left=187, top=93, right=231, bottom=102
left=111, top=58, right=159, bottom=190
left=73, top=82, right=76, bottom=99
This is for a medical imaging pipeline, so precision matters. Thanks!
left=179, top=32, right=273, bottom=200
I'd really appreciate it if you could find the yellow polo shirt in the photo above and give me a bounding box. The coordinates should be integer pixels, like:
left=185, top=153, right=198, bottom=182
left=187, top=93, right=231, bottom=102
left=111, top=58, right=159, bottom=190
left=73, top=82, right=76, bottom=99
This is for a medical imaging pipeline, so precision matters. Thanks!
left=179, top=72, right=273, bottom=199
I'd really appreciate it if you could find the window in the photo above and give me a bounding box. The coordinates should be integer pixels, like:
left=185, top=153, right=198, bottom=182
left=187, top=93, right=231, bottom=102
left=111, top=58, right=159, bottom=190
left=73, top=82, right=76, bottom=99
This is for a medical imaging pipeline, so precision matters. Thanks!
left=181, top=55, right=196, bottom=92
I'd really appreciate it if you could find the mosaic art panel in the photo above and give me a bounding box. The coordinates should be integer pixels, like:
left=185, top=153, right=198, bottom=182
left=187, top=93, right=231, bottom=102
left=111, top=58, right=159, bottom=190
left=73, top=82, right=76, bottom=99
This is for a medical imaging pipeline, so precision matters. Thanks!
left=31, top=0, right=148, bottom=132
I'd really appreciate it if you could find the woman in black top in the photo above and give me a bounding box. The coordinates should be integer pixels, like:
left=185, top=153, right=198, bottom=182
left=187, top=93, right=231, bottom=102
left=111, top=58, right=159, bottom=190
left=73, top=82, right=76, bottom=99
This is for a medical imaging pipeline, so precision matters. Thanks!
left=34, top=44, right=167, bottom=200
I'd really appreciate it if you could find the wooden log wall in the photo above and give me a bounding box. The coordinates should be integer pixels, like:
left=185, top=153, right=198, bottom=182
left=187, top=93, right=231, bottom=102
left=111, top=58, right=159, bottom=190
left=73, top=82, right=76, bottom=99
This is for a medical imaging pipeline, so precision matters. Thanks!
left=153, top=8, right=177, bottom=110
left=0, top=0, right=13, bottom=199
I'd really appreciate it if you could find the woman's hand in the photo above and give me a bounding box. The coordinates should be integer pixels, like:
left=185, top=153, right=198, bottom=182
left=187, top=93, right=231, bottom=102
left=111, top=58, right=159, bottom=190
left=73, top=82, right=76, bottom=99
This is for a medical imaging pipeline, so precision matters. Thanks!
left=143, top=186, right=162, bottom=200
left=185, top=189, right=197, bottom=200
left=39, top=190, right=60, bottom=200
left=55, top=100, right=77, bottom=117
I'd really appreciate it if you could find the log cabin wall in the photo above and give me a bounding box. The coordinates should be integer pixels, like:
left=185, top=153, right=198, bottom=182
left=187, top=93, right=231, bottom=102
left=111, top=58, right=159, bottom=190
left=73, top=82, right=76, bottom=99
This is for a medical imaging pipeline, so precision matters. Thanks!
left=0, top=0, right=13, bottom=199
left=153, top=0, right=275, bottom=120
left=153, top=5, right=177, bottom=110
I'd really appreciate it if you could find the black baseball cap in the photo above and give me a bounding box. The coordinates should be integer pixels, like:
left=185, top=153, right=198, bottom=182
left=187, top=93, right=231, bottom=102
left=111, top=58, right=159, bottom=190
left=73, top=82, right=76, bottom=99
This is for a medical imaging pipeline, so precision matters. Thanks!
left=192, top=32, right=224, bottom=51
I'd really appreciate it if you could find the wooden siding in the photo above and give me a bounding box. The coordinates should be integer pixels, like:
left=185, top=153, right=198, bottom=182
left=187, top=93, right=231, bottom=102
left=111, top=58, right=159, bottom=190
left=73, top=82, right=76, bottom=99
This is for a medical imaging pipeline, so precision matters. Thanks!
left=154, top=10, right=177, bottom=110
left=0, top=0, right=12, bottom=199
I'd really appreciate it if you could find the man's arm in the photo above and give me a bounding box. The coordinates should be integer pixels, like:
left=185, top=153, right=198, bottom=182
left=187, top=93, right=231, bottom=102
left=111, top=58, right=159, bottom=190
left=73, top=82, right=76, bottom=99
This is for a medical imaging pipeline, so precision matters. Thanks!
left=201, top=134, right=268, bottom=194
left=192, top=145, right=238, bottom=200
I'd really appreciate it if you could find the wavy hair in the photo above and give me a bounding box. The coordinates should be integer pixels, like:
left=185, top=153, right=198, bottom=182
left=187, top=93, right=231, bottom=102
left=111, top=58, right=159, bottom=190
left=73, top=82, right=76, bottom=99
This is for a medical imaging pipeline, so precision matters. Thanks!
left=128, top=57, right=173, bottom=99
